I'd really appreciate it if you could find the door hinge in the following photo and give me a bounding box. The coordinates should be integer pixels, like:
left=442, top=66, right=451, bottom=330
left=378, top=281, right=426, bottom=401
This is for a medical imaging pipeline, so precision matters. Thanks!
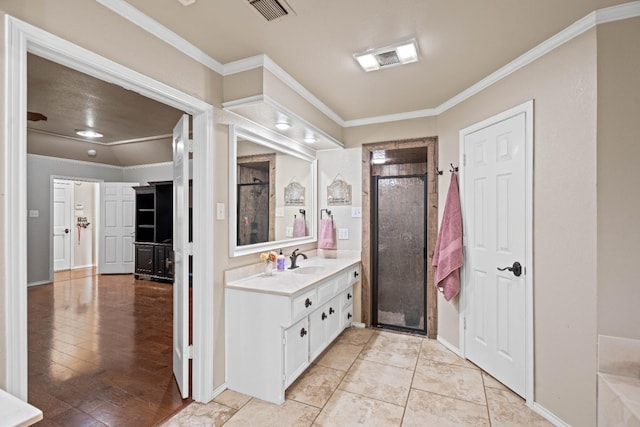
left=463, top=154, right=466, bottom=166
left=187, top=344, right=194, bottom=360
left=186, top=242, right=194, bottom=256
left=464, top=317, right=467, bottom=330
left=282, top=337, right=286, bottom=345
left=187, top=139, right=194, bottom=153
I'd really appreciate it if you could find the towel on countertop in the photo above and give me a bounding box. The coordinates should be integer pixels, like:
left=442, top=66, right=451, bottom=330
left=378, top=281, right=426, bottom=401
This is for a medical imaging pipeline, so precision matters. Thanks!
left=318, top=218, right=335, bottom=249
left=433, top=172, right=463, bottom=301
left=293, top=217, right=307, bottom=237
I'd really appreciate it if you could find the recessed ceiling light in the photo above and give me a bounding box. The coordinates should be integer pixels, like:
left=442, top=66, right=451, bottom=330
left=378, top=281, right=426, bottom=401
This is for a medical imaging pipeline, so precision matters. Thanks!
left=304, top=132, right=316, bottom=144
left=354, top=39, right=420, bottom=72
left=75, top=129, right=103, bottom=138
left=275, top=119, right=291, bottom=131
left=371, top=150, right=386, bottom=164
left=87, top=149, right=97, bottom=157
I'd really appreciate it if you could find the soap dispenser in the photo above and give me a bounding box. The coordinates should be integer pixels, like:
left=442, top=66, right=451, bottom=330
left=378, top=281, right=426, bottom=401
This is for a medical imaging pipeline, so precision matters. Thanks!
left=277, top=249, right=286, bottom=272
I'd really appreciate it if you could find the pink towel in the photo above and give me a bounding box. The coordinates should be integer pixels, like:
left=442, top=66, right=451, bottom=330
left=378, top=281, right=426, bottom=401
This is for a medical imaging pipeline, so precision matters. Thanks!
left=293, top=218, right=307, bottom=237
left=433, top=173, right=463, bottom=301
left=318, top=218, right=335, bottom=249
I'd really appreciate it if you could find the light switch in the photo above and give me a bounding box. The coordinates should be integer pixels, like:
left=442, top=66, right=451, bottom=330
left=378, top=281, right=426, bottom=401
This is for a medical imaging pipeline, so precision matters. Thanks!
left=28, top=210, right=39, bottom=218
left=216, top=203, right=225, bottom=220
left=338, top=228, right=349, bottom=240
left=351, top=207, right=362, bottom=218
left=275, top=207, right=284, bottom=217
left=286, top=227, right=294, bottom=237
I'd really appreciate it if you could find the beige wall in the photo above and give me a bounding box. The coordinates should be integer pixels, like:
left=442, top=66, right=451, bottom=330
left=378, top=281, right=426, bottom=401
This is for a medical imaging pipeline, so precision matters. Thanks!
left=437, top=30, right=598, bottom=425
left=343, top=116, right=438, bottom=148
left=596, top=17, right=640, bottom=340
left=223, top=68, right=263, bottom=102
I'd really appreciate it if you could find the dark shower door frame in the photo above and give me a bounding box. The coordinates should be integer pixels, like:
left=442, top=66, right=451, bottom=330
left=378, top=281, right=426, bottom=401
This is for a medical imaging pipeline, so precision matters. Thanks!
left=371, top=173, right=428, bottom=335
left=236, top=182, right=270, bottom=246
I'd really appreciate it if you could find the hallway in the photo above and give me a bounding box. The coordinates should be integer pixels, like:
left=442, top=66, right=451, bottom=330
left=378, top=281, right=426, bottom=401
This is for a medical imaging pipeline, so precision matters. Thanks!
left=28, top=272, right=190, bottom=426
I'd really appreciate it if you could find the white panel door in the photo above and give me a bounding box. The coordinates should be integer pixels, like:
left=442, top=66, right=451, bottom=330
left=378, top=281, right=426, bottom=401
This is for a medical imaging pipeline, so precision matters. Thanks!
left=99, top=182, right=138, bottom=274
left=173, top=114, right=191, bottom=398
left=53, top=180, right=72, bottom=271
left=463, top=112, right=527, bottom=396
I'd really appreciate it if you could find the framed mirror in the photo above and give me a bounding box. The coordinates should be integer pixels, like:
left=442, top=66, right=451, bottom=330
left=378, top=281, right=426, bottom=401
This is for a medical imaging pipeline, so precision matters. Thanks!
left=229, top=125, right=317, bottom=257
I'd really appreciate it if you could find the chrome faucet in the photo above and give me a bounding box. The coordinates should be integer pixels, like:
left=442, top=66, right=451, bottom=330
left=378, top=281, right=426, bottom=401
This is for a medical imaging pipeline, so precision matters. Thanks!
left=289, top=248, right=307, bottom=269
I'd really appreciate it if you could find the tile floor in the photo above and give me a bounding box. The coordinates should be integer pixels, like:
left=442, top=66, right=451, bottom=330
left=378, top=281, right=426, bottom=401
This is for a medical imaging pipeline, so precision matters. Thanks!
left=163, top=328, right=552, bottom=426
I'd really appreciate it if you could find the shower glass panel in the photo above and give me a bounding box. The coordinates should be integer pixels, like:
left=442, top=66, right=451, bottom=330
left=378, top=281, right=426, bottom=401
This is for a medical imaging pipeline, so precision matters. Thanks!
left=237, top=182, right=270, bottom=245
left=373, top=175, right=426, bottom=333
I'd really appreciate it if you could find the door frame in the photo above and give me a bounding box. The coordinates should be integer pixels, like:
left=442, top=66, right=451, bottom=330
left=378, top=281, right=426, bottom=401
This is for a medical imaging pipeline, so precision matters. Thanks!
left=361, top=138, right=439, bottom=339
left=458, top=100, right=534, bottom=404
left=4, top=16, right=216, bottom=402
left=49, top=176, right=103, bottom=283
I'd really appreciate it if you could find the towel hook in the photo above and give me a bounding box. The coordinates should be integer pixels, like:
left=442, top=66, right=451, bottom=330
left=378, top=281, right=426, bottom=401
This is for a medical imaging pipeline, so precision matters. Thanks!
left=299, top=209, right=306, bottom=218
left=321, top=208, right=332, bottom=219
left=450, top=163, right=459, bottom=173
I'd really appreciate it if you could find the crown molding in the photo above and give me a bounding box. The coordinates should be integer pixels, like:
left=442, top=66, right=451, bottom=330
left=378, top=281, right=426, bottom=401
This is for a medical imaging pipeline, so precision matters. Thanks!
left=28, top=128, right=172, bottom=146
left=97, top=0, right=640, bottom=127
left=95, top=0, right=224, bottom=74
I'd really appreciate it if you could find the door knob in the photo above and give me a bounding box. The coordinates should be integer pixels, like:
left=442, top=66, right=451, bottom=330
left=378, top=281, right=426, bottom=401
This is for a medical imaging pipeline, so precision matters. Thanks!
left=497, top=261, right=522, bottom=277
left=64, top=228, right=69, bottom=233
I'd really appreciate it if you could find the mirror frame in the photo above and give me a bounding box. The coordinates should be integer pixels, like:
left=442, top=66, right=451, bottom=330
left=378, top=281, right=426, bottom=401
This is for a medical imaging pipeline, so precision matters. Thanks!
left=229, top=125, right=317, bottom=257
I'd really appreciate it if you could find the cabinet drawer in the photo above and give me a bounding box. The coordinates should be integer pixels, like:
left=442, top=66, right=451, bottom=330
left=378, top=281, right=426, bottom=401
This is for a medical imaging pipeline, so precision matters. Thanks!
left=341, top=287, right=354, bottom=309
left=292, top=288, right=317, bottom=321
left=317, top=278, right=338, bottom=305
left=348, top=266, right=360, bottom=286
left=341, top=304, right=353, bottom=329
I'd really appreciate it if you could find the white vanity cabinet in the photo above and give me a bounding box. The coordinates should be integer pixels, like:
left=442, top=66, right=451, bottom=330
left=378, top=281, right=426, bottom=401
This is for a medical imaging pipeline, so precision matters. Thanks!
left=225, top=258, right=360, bottom=404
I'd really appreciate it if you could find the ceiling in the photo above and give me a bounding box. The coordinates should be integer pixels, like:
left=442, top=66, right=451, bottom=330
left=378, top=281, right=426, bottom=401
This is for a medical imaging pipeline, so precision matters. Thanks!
left=24, top=0, right=629, bottom=165
left=124, top=0, right=625, bottom=121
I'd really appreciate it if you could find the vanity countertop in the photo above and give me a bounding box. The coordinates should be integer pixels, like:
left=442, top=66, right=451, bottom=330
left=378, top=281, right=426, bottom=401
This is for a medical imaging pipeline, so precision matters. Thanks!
left=225, top=255, right=360, bottom=296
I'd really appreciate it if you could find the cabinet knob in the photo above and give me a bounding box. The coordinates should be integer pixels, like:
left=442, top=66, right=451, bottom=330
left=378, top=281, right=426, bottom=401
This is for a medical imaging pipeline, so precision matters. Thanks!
left=354, top=271, right=359, bottom=278
left=321, top=312, right=327, bottom=320
left=347, top=313, right=352, bottom=319
left=347, top=293, right=352, bottom=300
left=300, top=327, right=307, bottom=337
left=329, top=307, right=335, bottom=315
left=305, top=298, right=312, bottom=308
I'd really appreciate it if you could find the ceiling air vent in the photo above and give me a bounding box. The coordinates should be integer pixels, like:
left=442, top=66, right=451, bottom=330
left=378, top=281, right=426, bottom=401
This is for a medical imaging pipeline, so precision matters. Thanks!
left=375, top=51, right=400, bottom=67
left=247, top=0, right=293, bottom=22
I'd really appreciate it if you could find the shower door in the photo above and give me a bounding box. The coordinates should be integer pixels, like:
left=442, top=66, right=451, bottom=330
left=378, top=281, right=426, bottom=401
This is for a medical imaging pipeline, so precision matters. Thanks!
left=372, top=174, right=427, bottom=334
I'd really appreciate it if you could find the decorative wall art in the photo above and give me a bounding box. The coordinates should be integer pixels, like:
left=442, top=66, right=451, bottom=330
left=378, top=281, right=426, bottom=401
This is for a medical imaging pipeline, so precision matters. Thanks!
left=327, top=174, right=352, bottom=206
left=284, top=180, right=306, bottom=206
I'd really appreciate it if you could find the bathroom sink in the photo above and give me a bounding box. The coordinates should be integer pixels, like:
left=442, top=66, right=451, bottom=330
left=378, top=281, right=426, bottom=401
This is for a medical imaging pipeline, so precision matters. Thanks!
left=293, top=266, right=326, bottom=275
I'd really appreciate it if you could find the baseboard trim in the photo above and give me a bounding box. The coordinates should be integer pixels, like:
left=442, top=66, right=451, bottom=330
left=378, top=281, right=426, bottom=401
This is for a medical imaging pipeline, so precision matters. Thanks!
left=72, top=264, right=96, bottom=270
left=532, top=402, right=570, bottom=427
left=27, top=280, right=52, bottom=287
left=436, top=335, right=462, bottom=357
left=351, top=322, right=366, bottom=329
left=211, top=383, right=228, bottom=400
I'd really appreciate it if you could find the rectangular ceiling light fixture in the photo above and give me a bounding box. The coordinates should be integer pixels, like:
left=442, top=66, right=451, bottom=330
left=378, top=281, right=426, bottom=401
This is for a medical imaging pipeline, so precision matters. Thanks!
left=354, top=39, right=419, bottom=72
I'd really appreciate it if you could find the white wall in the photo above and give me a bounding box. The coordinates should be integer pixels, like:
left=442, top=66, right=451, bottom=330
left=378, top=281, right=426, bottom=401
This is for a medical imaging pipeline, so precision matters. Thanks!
left=27, top=155, right=123, bottom=284
left=122, top=162, right=173, bottom=185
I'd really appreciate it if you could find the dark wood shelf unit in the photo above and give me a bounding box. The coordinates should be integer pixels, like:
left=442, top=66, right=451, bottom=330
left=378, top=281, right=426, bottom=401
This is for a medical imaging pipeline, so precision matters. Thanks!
left=133, top=181, right=174, bottom=282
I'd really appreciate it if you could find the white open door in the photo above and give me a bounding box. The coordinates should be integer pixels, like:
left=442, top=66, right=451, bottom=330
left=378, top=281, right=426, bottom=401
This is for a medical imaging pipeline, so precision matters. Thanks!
left=53, top=179, right=72, bottom=271
left=462, top=109, right=529, bottom=397
left=173, top=114, right=191, bottom=398
left=98, top=182, right=138, bottom=274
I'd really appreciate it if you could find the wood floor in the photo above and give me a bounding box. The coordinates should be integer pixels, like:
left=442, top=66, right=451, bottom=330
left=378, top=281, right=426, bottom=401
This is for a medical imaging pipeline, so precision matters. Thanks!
left=28, top=270, right=191, bottom=426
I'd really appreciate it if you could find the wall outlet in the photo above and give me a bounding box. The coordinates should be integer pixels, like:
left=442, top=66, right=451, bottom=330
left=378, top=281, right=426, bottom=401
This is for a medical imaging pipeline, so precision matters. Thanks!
left=338, top=228, right=349, bottom=240
left=285, top=227, right=294, bottom=237
left=216, top=203, right=225, bottom=220
left=275, top=207, right=284, bottom=217
left=351, top=207, right=362, bottom=218
left=28, top=210, right=39, bottom=218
